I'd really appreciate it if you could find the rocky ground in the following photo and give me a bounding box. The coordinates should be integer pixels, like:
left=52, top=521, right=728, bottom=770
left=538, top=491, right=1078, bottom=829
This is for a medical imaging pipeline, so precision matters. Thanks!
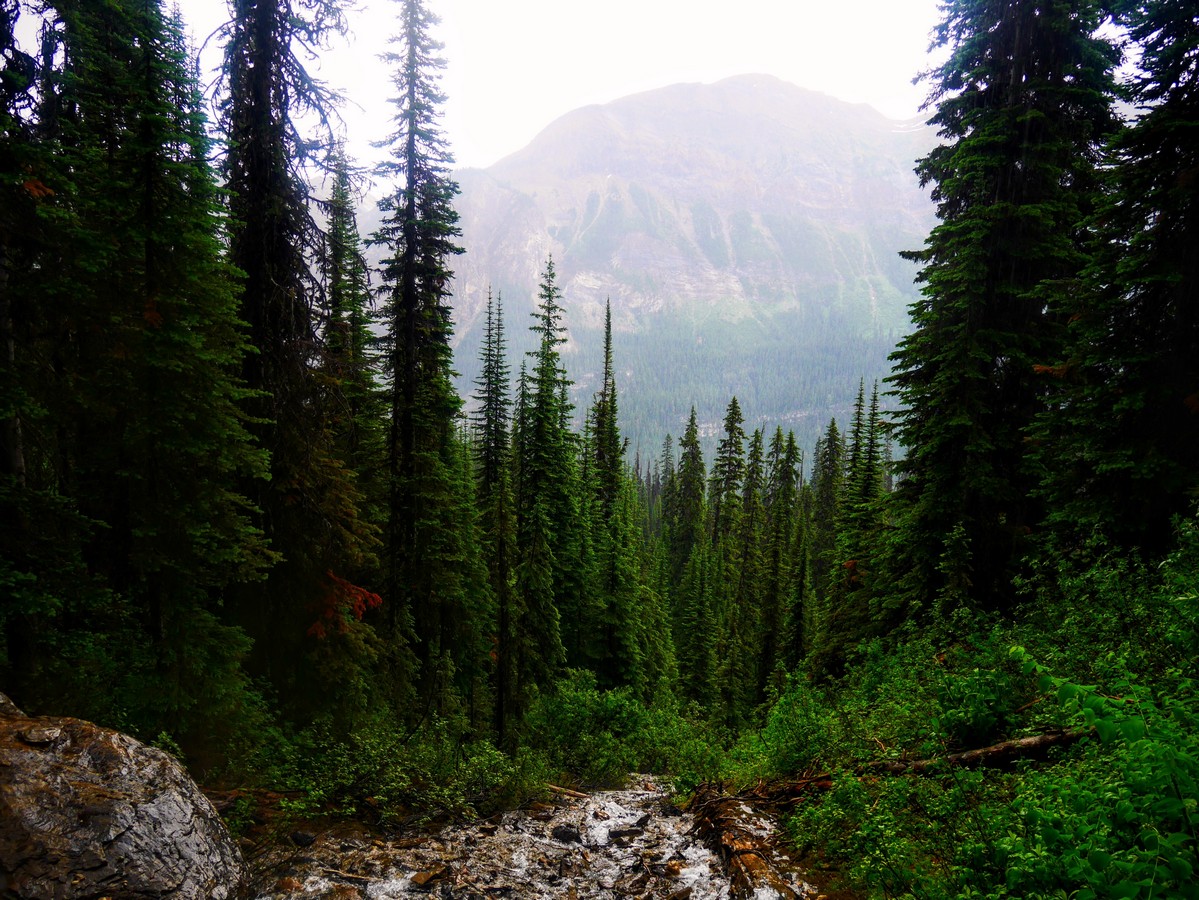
left=231, top=777, right=826, bottom=900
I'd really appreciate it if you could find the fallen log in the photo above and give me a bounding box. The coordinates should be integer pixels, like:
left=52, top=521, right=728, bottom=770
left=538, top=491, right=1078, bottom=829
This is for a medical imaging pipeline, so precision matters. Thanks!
left=860, top=727, right=1092, bottom=776
left=743, top=727, right=1094, bottom=811
left=690, top=783, right=805, bottom=899
left=545, top=783, right=590, bottom=800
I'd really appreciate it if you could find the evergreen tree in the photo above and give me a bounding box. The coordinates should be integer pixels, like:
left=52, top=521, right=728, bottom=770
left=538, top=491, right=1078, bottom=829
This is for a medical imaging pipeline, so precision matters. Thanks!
left=759, top=428, right=801, bottom=695
left=676, top=541, right=718, bottom=708
left=1035, top=0, right=1199, bottom=552
left=841, top=381, right=886, bottom=583
left=0, top=0, right=35, bottom=486
left=887, top=0, right=1120, bottom=617
left=322, top=149, right=384, bottom=502
left=221, top=0, right=377, bottom=724
left=807, top=418, right=844, bottom=675
left=819, top=383, right=889, bottom=674
left=721, top=428, right=766, bottom=728
left=514, top=259, right=577, bottom=682
left=666, top=408, right=706, bottom=596
left=373, top=0, right=481, bottom=715
left=471, top=289, right=520, bottom=743
left=3, top=0, right=271, bottom=754
left=709, top=396, right=746, bottom=549
left=586, top=302, right=642, bottom=687
left=590, top=299, right=624, bottom=520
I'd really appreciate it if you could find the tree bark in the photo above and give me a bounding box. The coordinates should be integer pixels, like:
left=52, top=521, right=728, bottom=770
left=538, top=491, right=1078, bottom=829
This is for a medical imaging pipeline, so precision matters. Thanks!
left=0, top=240, right=27, bottom=484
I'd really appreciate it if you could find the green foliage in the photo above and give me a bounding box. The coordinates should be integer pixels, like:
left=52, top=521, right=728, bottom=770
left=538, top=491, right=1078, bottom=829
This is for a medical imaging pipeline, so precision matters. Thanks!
left=999, top=648, right=1198, bottom=900
left=267, top=713, right=525, bottom=825
left=523, top=670, right=722, bottom=792
left=754, top=528, right=1199, bottom=900
left=220, top=794, right=256, bottom=839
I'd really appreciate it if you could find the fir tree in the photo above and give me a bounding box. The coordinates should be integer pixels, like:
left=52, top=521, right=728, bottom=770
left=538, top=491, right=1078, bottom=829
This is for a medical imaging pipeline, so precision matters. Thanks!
left=590, top=299, right=624, bottom=520
left=471, top=289, right=520, bottom=743
left=373, top=0, right=479, bottom=714
left=1035, top=0, right=1199, bottom=552
left=322, top=149, right=384, bottom=498
left=221, top=0, right=377, bottom=724
left=807, top=418, right=844, bottom=675
left=709, top=396, right=746, bottom=549
left=721, top=428, right=766, bottom=729
left=887, top=0, right=1120, bottom=616
left=759, top=428, right=801, bottom=696
left=666, top=408, right=706, bottom=594
left=514, top=259, right=577, bottom=683
left=3, top=0, right=271, bottom=751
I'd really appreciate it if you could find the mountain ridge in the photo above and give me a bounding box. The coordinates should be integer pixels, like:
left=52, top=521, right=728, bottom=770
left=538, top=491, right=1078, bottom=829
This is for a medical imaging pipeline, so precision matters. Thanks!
left=444, top=74, right=937, bottom=453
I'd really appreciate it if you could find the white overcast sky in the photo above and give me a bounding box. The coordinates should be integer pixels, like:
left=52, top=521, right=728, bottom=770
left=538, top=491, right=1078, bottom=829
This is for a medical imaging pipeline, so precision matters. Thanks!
left=182, top=0, right=945, bottom=170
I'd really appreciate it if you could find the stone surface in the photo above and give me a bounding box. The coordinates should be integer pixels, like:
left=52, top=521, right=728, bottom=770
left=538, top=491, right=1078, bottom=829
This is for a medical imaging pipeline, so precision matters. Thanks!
left=0, top=693, right=245, bottom=899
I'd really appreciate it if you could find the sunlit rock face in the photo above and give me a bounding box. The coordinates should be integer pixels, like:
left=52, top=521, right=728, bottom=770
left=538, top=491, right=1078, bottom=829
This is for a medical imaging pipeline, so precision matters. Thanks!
left=442, top=75, right=936, bottom=451
left=0, top=694, right=244, bottom=900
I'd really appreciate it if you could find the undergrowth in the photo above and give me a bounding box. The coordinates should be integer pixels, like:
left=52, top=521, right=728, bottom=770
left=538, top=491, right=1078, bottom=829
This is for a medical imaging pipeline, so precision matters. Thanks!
left=726, top=523, right=1199, bottom=899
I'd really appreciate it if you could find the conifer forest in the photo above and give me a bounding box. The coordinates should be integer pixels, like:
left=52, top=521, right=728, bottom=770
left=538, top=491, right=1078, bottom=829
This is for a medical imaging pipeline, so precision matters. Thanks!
left=1, top=1, right=1197, bottom=898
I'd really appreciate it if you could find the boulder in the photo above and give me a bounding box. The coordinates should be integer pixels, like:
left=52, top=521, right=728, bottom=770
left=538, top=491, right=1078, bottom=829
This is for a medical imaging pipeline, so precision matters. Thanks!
left=0, top=693, right=245, bottom=899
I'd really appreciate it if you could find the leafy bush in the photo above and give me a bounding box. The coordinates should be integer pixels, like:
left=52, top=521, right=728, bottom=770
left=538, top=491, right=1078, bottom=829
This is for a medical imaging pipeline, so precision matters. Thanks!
left=523, top=670, right=723, bottom=790
left=263, top=713, right=527, bottom=825
left=765, top=533, right=1199, bottom=900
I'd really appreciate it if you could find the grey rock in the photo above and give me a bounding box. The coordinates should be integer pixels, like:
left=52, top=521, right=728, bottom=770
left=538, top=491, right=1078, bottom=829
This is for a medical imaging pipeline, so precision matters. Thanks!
left=0, top=693, right=245, bottom=899
left=551, top=823, right=583, bottom=844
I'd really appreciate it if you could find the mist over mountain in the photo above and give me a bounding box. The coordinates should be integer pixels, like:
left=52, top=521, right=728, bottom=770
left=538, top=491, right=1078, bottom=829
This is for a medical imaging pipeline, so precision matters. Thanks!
left=447, top=74, right=936, bottom=457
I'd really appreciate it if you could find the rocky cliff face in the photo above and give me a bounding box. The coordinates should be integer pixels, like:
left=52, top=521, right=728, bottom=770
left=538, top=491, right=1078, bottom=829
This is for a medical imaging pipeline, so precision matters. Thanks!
left=452, top=74, right=933, bottom=342
left=442, top=75, right=936, bottom=451
left=0, top=694, right=244, bottom=899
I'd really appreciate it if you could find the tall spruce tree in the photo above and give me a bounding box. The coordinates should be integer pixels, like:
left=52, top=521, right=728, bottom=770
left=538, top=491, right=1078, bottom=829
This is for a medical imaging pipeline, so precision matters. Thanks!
left=666, top=409, right=706, bottom=597
left=514, top=259, right=576, bottom=682
left=322, top=150, right=384, bottom=496
left=807, top=418, right=844, bottom=675
left=1035, top=0, right=1199, bottom=552
left=221, top=0, right=378, bottom=723
left=587, top=301, right=642, bottom=687
left=471, top=289, right=520, bottom=744
left=720, top=428, right=766, bottom=729
left=887, top=0, right=1120, bottom=617
left=709, top=397, right=746, bottom=550
left=2, top=0, right=271, bottom=753
left=374, top=0, right=480, bottom=715
left=759, top=428, right=801, bottom=695
left=590, top=300, right=623, bottom=520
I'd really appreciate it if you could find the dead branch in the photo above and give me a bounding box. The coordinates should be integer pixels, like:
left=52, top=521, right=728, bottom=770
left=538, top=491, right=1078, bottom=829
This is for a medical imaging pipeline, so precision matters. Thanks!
left=545, top=783, right=590, bottom=800
left=860, top=728, right=1092, bottom=776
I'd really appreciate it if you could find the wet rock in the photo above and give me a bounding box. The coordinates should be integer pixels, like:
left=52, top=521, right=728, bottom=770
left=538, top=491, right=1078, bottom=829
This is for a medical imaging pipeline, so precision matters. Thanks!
left=607, top=826, right=644, bottom=844
left=410, top=864, right=448, bottom=886
left=0, top=692, right=244, bottom=899
left=551, top=823, right=583, bottom=844
left=614, top=869, right=651, bottom=894
left=246, top=775, right=823, bottom=899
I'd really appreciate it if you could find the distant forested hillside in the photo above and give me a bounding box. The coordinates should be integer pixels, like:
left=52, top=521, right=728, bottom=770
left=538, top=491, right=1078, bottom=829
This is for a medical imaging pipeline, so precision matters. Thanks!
left=444, top=76, right=935, bottom=453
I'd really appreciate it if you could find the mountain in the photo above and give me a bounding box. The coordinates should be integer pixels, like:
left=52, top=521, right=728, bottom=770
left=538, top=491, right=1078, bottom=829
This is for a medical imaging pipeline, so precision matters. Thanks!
left=447, top=74, right=936, bottom=457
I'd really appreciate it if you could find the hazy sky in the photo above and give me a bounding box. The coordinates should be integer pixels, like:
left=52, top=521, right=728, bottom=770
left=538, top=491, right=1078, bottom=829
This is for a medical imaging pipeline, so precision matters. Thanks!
left=185, top=0, right=944, bottom=170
